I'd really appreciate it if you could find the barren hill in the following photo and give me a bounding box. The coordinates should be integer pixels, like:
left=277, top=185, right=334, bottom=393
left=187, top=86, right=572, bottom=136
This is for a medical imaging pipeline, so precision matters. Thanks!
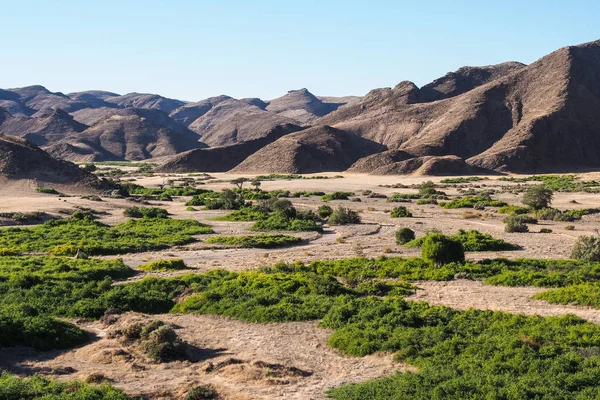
left=0, top=85, right=89, bottom=117
left=45, top=108, right=204, bottom=162
left=0, top=108, right=87, bottom=146
left=266, top=88, right=347, bottom=124
left=187, top=99, right=297, bottom=147
left=156, top=123, right=302, bottom=173
left=0, top=133, right=99, bottom=187
left=231, top=125, right=385, bottom=174
left=319, top=40, right=600, bottom=173
left=103, top=92, right=185, bottom=114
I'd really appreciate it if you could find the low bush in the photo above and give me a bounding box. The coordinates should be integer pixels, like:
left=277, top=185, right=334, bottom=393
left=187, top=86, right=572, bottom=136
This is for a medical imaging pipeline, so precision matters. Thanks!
left=395, top=228, right=415, bottom=245
left=138, top=259, right=188, bottom=272
left=498, top=205, right=530, bottom=214
left=318, top=205, right=333, bottom=218
left=35, top=187, right=59, bottom=195
left=123, top=206, right=169, bottom=218
left=523, top=185, right=553, bottom=209
left=0, top=372, right=131, bottom=399
left=439, top=196, right=507, bottom=209
left=421, top=233, right=465, bottom=265
left=406, top=230, right=515, bottom=252
left=534, top=283, right=600, bottom=308
left=205, top=234, right=302, bottom=248
left=539, top=228, right=553, bottom=233
left=321, top=191, right=354, bottom=201
left=505, top=216, right=529, bottom=233
left=328, top=207, right=361, bottom=225
left=390, top=206, right=412, bottom=218
left=0, top=214, right=212, bottom=255
left=571, top=234, right=600, bottom=261
left=439, top=177, right=486, bottom=183
left=186, top=385, right=220, bottom=400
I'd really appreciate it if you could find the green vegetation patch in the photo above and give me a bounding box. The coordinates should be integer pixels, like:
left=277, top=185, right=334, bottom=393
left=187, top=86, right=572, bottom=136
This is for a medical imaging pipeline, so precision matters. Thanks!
left=438, top=196, right=507, bottom=209
left=205, top=234, right=302, bottom=248
left=0, top=212, right=212, bottom=256
left=498, top=174, right=600, bottom=192
left=321, top=191, right=354, bottom=201
left=0, top=372, right=131, bottom=399
left=138, top=259, right=188, bottom=272
left=534, top=283, right=600, bottom=308
left=439, top=176, right=487, bottom=183
left=405, top=230, right=516, bottom=252
left=325, top=297, right=600, bottom=399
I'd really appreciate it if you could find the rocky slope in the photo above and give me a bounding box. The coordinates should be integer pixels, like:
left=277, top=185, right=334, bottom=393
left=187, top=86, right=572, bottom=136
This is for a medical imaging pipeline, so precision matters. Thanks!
left=0, top=133, right=100, bottom=186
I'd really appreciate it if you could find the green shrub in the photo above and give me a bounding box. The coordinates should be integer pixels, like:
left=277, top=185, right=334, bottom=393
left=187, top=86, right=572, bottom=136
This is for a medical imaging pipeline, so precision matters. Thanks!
left=439, top=177, right=486, bottom=183
left=186, top=385, right=220, bottom=400
left=321, top=191, right=353, bottom=201
left=318, top=205, right=333, bottom=218
left=504, top=215, right=529, bottom=232
left=395, top=228, right=415, bottom=245
left=138, top=259, right=188, bottom=272
left=498, top=205, right=530, bottom=214
left=539, top=228, right=553, bottom=233
left=523, top=185, right=553, bottom=209
left=406, top=230, right=515, bottom=252
left=35, top=187, right=59, bottom=195
left=571, top=234, right=600, bottom=261
left=0, top=215, right=212, bottom=255
left=440, top=196, right=507, bottom=209
left=416, top=198, right=437, bottom=205
left=0, top=372, right=131, bottom=399
left=390, top=206, right=412, bottom=218
left=123, top=206, right=169, bottom=218
left=421, top=233, right=464, bottom=265
left=534, top=283, right=600, bottom=308
left=205, top=234, right=302, bottom=248
left=156, top=193, right=173, bottom=201
left=328, top=207, right=361, bottom=225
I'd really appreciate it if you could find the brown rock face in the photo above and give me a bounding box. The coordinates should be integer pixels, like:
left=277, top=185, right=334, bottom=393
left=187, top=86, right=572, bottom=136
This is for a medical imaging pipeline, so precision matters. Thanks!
left=0, top=133, right=100, bottom=187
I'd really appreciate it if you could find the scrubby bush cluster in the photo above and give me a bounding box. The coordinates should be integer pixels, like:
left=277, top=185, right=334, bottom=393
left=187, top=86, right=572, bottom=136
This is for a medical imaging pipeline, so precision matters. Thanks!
left=405, top=229, right=515, bottom=252
left=328, top=207, right=361, bottom=225
left=522, top=185, right=553, bottom=209
left=498, top=174, right=600, bottom=192
left=205, top=234, right=302, bottom=248
left=390, top=206, right=412, bottom=218
left=215, top=199, right=322, bottom=232
left=395, top=228, right=415, bottom=244
left=123, top=206, right=169, bottom=218
left=121, top=319, right=186, bottom=362
left=138, top=259, right=188, bottom=272
left=438, top=196, right=507, bottom=209
left=321, top=191, right=354, bottom=201
left=0, top=212, right=212, bottom=256
left=0, top=372, right=130, bottom=399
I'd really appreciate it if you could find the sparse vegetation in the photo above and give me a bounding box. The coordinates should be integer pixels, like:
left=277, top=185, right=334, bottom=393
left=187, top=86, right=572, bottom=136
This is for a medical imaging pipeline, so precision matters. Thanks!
left=317, top=205, right=333, bottom=218
left=438, top=196, right=507, bottom=209
left=321, top=191, right=354, bottom=201
left=406, top=230, right=516, bottom=252
left=0, top=213, right=212, bottom=255
left=328, top=207, right=361, bottom=225
left=205, top=234, right=302, bottom=248
left=421, top=232, right=465, bottom=265
left=390, top=206, right=412, bottom=218
left=504, top=214, right=530, bottom=232
left=571, top=234, right=600, bottom=261
left=35, top=186, right=59, bottom=195
left=522, top=185, right=554, bottom=209
left=395, top=228, right=415, bottom=245
left=123, top=206, right=169, bottom=218
left=138, top=259, right=188, bottom=272
left=440, top=177, right=486, bottom=183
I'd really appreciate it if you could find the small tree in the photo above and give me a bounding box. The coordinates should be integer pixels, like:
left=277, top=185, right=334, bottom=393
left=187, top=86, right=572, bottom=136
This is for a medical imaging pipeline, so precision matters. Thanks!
left=421, top=233, right=464, bottom=265
left=251, top=179, right=261, bottom=191
left=522, top=186, right=553, bottom=209
left=395, top=228, right=415, bottom=244
left=391, top=206, right=412, bottom=218
left=504, top=215, right=530, bottom=233
left=329, top=207, right=361, bottom=225
left=318, top=205, right=333, bottom=219
left=231, top=177, right=248, bottom=190
left=571, top=233, right=600, bottom=261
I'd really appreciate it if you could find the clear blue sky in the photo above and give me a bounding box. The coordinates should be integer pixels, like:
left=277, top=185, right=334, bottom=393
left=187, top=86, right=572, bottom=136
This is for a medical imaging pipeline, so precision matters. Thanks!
left=1, top=0, right=598, bottom=101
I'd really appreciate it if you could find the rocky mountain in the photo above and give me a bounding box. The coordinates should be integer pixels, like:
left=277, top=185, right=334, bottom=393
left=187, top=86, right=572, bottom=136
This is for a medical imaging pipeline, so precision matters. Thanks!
left=156, top=124, right=302, bottom=173
left=320, top=39, right=600, bottom=173
left=231, top=125, right=385, bottom=174
left=265, top=88, right=351, bottom=124
left=46, top=108, right=204, bottom=162
left=187, top=99, right=297, bottom=147
left=4, top=39, right=600, bottom=174
left=0, top=133, right=100, bottom=187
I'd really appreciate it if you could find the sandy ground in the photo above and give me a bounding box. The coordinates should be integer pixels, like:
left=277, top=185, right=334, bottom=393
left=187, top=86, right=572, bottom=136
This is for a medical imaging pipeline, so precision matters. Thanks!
left=3, top=172, right=600, bottom=398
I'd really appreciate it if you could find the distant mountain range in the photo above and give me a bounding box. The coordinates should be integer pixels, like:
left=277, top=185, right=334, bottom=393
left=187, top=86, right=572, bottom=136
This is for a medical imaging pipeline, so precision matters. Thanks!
left=2, top=39, right=600, bottom=179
